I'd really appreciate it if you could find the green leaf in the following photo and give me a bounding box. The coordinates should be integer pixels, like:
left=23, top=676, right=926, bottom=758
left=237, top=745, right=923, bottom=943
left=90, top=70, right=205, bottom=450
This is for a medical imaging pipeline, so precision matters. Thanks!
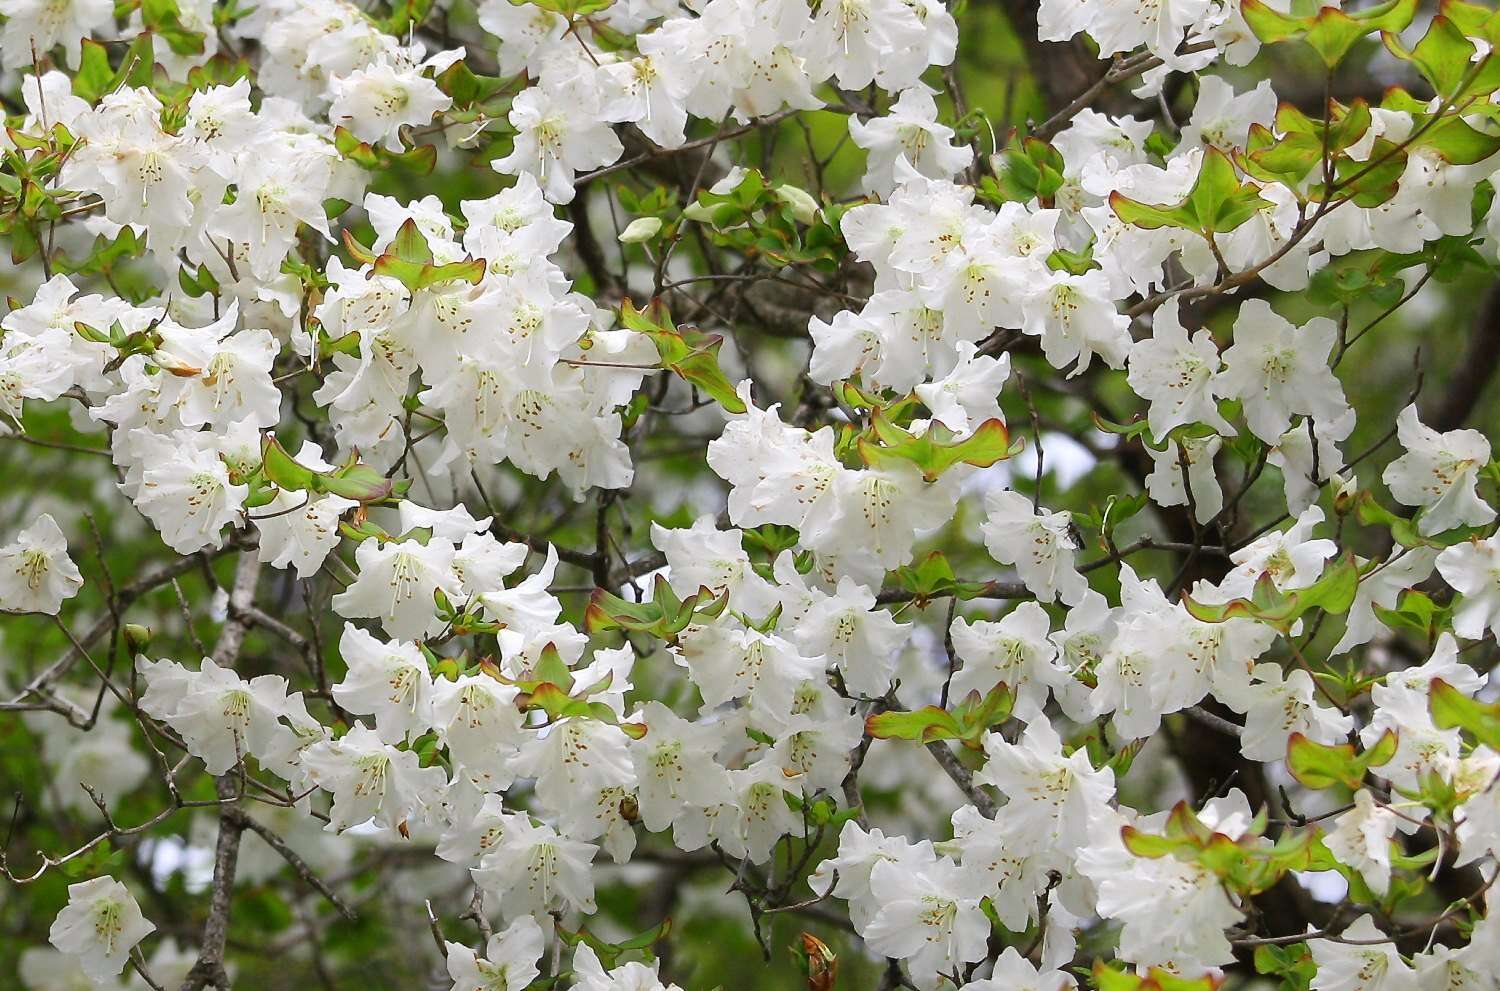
left=435, top=60, right=509, bottom=106
left=260, top=435, right=316, bottom=491
left=1387, top=13, right=1500, bottom=102
left=1091, top=961, right=1222, bottom=991
left=367, top=218, right=487, bottom=291
left=382, top=0, right=435, bottom=34
left=1372, top=589, right=1450, bottom=642
left=520, top=682, right=623, bottom=724
left=557, top=918, right=670, bottom=971
left=1286, top=730, right=1397, bottom=790
left=142, top=0, right=208, bottom=56
left=987, top=136, right=1067, bottom=205
left=316, top=460, right=396, bottom=503
left=866, top=706, right=964, bottom=746
left=114, top=33, right=157, bottom=91
left=1254, top=942, right=1315, bottom=991
left=584, top=574, right=730, bottom=642
left=389, top=218, right=434, bottom=265
left=867, top=684, right=1014, bottom=750
left=1047, top=245, right=1098, bottom=275
left=1111, top=148, right=1269, bottom=236
left=621, top=298, right=746, bottom=414
left=1411, top=116, right=1500, bottom=166
left=1242, top=0, right=1419, bottom=68
left=1183, top=553, right=1361, bottom=632
left=53, top=228, right=145, bottom=278
left=1307, top=250, right=1422, bottom=307
left=1321, top=137, right=1407, bottom=207
left=859, top=414, right=1022, bottom=481
left=511, top=0, right=614, bottom=15
left=332, top=126, right=438, bottom=174
left=1429, top=677, right=1500, bottom=748
left=892, top=552, right=991, bottom=603
left=74, top=39, right=114, bottom=101
left=1385, top=16, right=1476, bottom=98
left=1243, top=125, right=1324, bottom=186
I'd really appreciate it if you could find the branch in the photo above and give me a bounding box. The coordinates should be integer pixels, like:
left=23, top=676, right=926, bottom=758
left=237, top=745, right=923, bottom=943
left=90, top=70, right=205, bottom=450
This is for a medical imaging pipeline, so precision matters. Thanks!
left=1425, top=282, right=1500, bottom=432
left=181, top=553, right=261, bottom=991
left=230, top=810, right=356, bottom=921
left=924, top=739, right=998, bottom=819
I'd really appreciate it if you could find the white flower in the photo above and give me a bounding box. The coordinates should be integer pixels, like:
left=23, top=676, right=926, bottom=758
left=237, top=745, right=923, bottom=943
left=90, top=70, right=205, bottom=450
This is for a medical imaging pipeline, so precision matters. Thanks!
left=949, top=601, right=1064, bottom=709
left=332, top=536, right=463, bottom=640
left=0, top=0, right=113, bottom=69
left=600, top=55, right=693, bottom=150
left=862, top=856, right=990, bottom=988
left=1310, top=915, right=1418, bottom=991
left=332, top=624, right=435, bottom=744
left=1437, top=536, right=1500, bottom=640
left=513, top=715, right=636, bottom=822
left=980, top=489, right=1088, bottom=604
left=329, top=53, right=454, bottom=152
left=444, top=915, right=545, bottom=991
left=675, top=623, right=825, bottom=713
left=153, top=304, right=281, bottom=431
left=960, top=947, right=1075, bottom=991
left=1078, top=793, right=1253, bottom=970
left=496, top=78, right=623, bottom=204
left=0, top=513, right=83, bottom=615
left=1217, top=662, right=1353, bottom=762
left=651, top=517, right=778, bottom=618
left=300, top=725, right=448, bottom=834
left=572, top=941, right=684, bottom=991
left=945, top=805, right=1055, bottom=931
left=1217, top=505, right=1338, bottom=599
left=811, top=821, right=938, bottom=931
left=131, top=431, right=248, bottom=555
left=48, top=876, right=155, bottom=982
left=974, top=715, right=1114, bottom=856
left=1127, top=298, right=1232, bottom=440
left=793, top=576, right=909, bottom=698
left=1145, top=434, right=1224, bottom=525
left=432, top=673, right=525, bottom=792
left=914, top=341, right=1010, bottom=437
left=141, top=657, right=298, bottom=775
left=1216, top=300, right=1348, bottom=444
left=1178, top=76, right=1277, bottom=152
left=472, top=816, right=597, bottom=918
left=1020, top=269, right=1131, bottom=377
left=1382, top=404, right=1495, bottom=535
left=1325, top=790, right=1405, bottom=897
left=0, top=325, right=78, bottom=422
left=628, top=702, right=733, bottom=833
left=208, top=137, right=340, bottom=281
left=848, top=87, right=973, bottom=195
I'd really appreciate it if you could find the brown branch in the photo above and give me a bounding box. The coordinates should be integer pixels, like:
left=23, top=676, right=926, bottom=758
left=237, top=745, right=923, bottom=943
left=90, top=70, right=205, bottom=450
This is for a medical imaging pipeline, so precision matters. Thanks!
left=180, top=553, right=261, bottom=991
left=1424, top=282, right=1500, bottom=432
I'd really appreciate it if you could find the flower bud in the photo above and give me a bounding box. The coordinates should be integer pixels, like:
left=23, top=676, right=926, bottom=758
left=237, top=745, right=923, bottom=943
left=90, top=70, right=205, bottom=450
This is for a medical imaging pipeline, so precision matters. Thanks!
left=618, top=217, right=663, bottom=243
left=1331, top=472, right=1360, bottom=515
left=124, top=623, right=153, bottom=654
left=774, top=183, right=820, bottom=223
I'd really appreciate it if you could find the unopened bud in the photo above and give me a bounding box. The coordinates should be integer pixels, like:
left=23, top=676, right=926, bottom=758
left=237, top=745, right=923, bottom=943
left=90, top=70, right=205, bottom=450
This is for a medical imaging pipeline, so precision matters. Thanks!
left=618, top=217, right=663, bottom=243
left=1331, top=472, right=1359, bottom=515
left=124, top=624, right=153, bottom=654
left=774, top=184, right=819, bottom=224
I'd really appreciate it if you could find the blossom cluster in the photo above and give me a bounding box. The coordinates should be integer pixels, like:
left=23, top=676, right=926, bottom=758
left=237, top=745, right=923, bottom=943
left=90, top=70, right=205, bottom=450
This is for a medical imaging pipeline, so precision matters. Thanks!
left=4, top=1, right=1500, bottom=991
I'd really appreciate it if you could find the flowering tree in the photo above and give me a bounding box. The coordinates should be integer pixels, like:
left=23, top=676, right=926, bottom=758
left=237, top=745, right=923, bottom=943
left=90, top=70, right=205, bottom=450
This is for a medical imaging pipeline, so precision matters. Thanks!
left=4, top=0, right=1500, bottom=989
